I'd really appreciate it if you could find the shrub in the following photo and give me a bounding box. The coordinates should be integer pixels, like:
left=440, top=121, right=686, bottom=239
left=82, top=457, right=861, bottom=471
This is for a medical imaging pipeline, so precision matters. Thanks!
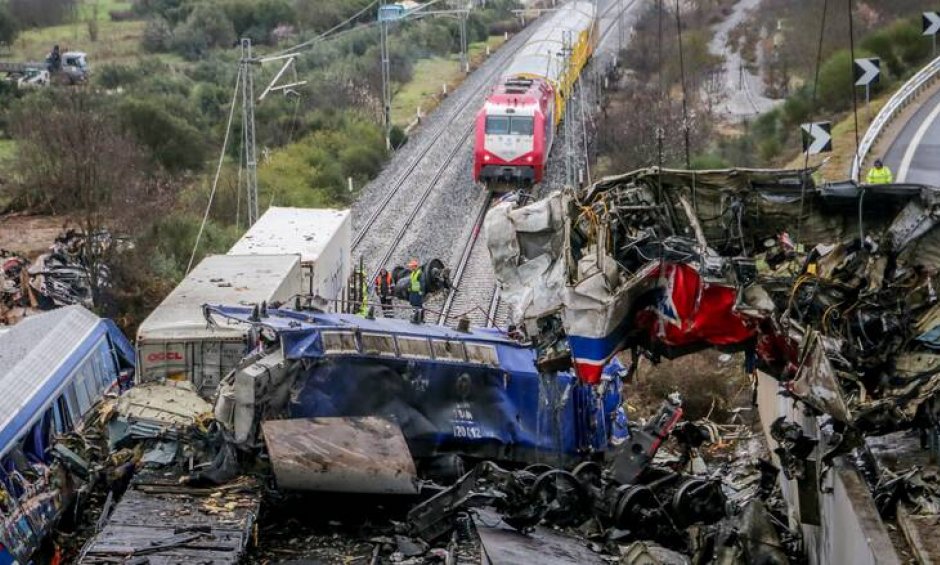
left=142, top=17, right=173, bottom=52
left=118, top=97, right=208, bottom=172
left=96, top=64, right=144, bottom=89
left=0, top=3, right=19, bottom=47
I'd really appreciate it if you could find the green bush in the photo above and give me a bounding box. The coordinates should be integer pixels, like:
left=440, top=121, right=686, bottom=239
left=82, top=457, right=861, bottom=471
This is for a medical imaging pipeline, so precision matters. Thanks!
left=96, top=64, right=145, bottom=89
left=118, top=97, right=208, bottom=172
left=142, top=17, right=173, bottom=52
left=0, top=3, right=19, bottom=47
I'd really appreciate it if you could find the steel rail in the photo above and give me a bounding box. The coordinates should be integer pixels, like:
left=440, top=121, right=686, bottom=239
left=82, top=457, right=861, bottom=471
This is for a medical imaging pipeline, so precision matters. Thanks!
left=436, top=193, right=494, bottom=326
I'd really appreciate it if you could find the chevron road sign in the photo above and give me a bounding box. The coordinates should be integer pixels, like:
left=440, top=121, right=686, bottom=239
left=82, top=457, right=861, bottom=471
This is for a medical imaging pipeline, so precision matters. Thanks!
left=924, top=11, right=940, bottom=35
left=854, top=57, right=880, bottom=86
left=801, top=122, right=832, bottom=155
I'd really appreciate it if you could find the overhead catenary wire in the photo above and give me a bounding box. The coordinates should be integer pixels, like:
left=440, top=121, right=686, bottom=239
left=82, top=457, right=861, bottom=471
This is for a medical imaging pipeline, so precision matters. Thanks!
left=267, top=0, right=380, bottom=60
left=187, top=68, right=242, bottom=275
left=797, top=0, right=830, bottom=244
left=674, top=0, right=691, bottom=171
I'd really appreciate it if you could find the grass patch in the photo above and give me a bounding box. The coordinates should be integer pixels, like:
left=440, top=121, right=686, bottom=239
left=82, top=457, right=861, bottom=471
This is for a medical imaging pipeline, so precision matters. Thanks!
left=78, top=0, right=134, bottom=21
left=10, top=19, right=146, bottom=65
left=392, top=57, right=461, bottom=127
left=0, top=139, right=15, bottom=163
left=390, top=35, right=507, bottom=128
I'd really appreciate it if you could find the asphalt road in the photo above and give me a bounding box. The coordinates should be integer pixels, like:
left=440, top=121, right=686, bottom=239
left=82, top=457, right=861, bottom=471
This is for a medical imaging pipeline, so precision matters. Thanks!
left=883, top=86, right=940, bottom=185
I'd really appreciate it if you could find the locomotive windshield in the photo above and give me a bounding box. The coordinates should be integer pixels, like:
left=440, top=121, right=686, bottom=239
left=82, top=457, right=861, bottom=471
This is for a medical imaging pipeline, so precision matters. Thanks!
left=509, top=116, right=533, bottom=135
left=486, top=115, right=533, bottom=135
left=485, top=116, right=510, bottom=134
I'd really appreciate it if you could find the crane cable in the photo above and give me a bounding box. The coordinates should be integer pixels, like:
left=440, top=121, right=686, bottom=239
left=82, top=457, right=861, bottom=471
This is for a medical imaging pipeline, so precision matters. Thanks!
left=186, top=68, right=242, bottom=275
left=797, top=0, right=829, bottom=245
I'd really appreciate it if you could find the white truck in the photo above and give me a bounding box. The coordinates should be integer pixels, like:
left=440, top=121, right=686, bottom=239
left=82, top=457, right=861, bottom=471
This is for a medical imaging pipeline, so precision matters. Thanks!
left=228, top=207, right=351, bottom=307
left=0, top=49, right=89, bottom=87
left=136, top=254, right=302, bottom=399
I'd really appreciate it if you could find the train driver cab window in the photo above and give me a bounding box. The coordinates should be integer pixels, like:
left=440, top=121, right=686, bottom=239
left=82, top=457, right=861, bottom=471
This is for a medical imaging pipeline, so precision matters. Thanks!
left=485, top=115, right=510, bottom=135
left=509, top=116, right=534, bottom=135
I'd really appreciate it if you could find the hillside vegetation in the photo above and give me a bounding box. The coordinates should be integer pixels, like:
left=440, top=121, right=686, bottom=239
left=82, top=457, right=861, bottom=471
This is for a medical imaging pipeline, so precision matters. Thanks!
left=0, top=0, right=522, bottom=330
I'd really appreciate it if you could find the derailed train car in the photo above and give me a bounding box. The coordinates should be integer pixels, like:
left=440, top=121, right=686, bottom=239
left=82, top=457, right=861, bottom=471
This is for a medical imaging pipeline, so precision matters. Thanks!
left=205, top=306, right=627, bottom=490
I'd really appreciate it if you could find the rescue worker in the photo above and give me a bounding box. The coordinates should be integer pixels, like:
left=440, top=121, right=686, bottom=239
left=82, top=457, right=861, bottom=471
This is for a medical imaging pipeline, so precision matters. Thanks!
left=866, top=159, right=893, bottom=185
left=408, top=259, right=424, bottom=323
left=354, top=268, right=369, bottom=317
left=375, top=267, right=394, bottom=317
left=48, top=45, right=61, bottom=72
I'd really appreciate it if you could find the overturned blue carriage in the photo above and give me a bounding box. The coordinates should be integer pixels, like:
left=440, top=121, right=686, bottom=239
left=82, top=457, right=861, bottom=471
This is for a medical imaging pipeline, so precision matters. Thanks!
left=206, top=305, right=627, bottom=490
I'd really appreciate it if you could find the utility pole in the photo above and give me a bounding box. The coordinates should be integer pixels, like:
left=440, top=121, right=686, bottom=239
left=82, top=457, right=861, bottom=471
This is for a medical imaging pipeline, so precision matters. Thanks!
left=240, top=38, right=259, bottom=227
left=379, top=1, right=393, bottom=150
left=562, top=31, right=575, bottom=188
left=458, top=10, right=469, bottom=73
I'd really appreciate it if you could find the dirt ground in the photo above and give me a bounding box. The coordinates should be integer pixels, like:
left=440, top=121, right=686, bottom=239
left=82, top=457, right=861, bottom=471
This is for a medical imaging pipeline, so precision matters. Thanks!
left=0, top=214, right=72, bottom=259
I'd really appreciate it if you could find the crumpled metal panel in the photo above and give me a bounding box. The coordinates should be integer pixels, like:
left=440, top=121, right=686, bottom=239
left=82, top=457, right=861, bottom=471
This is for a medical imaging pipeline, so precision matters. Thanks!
left=262, top=417, right=419, bottom=495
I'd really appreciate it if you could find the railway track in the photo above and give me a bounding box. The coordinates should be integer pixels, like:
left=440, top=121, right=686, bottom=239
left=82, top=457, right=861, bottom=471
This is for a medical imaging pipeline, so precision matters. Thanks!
left=351, top=23, right=540, bottom=282
left=434, top=193, right=501, bottom=328
left=435, top=1, right=629, bottom=329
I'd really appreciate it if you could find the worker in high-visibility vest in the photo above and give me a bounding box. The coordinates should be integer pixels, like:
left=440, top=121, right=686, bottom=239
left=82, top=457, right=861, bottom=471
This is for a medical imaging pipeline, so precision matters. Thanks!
left=866, top=159, right=893, bottom=185
left=356, top=268, right=369, bottom=317
left=374, top=268, right=394, bottom=317
left=408, top=259, right=424, bottom=323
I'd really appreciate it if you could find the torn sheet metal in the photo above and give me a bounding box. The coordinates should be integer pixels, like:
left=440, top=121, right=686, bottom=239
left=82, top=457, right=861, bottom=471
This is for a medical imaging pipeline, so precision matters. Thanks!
left=473, top=508, right=606, bottom=565
left=262, top=417, right=419, bottom=495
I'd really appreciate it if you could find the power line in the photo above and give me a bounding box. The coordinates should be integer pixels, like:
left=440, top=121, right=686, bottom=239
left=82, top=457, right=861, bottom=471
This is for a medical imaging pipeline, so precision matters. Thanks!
left=187, top=68, right=242, bottom=275
left=267, top=0, right=380, bottom=60
left=674, top=0, right=691, bottom=169
left=847, top=0, right=860, bottom=161
left=797, top=0, right=829, bottom=243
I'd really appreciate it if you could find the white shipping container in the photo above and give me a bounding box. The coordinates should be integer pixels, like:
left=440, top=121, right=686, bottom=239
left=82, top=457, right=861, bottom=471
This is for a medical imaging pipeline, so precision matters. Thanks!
left=228, top=207, right=351, bottom=305
left=136, top=254, right=302, bottom=397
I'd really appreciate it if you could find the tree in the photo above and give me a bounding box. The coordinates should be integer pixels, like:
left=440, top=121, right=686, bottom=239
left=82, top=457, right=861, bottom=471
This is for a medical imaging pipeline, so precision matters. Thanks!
left=9, top=90, right=173, bottom=305
left=9, top=0, right=76, bottom=27
left=0, top=3, right=19, bottom=47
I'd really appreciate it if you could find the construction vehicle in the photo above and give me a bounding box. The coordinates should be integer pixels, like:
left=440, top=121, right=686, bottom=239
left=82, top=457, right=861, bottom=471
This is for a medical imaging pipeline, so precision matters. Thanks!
left=0, top=46, right=89, bottom=88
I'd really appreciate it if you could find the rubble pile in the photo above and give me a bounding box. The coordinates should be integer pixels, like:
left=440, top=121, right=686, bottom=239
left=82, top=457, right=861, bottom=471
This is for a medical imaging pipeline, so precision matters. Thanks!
left=1, top=229, right=116, bottom=322
left=486, top=166, right=940, bottom=544
left=38, top=382, right=261, bottom=564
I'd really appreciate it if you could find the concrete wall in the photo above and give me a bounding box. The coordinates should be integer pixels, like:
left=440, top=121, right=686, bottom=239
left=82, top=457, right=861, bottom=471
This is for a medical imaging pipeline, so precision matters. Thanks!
left=755, top=372, right=901, bottom=565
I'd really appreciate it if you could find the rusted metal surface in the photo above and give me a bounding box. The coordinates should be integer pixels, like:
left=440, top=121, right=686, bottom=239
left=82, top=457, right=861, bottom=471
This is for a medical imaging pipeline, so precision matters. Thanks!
left=78, top=475, right=260, bottom=564
left=262, top=417, right=419, bottom=495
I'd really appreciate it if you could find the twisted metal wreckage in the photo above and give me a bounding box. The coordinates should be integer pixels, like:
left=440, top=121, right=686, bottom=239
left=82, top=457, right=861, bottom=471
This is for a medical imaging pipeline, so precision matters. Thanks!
left=21, top=166, right=940, bottom=562
left=485, top=166, right=940, bottom=512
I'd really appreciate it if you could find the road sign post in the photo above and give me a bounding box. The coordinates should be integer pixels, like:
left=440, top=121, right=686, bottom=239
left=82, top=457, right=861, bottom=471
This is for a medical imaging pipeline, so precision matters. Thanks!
left=854, top=57, right=879, bottom=122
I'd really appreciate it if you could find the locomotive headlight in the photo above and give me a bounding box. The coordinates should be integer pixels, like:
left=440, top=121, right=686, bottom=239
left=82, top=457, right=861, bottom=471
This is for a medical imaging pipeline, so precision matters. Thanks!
left=525, top=155, right=533, bottom=163
left=484, top=154, right=491, bottom=161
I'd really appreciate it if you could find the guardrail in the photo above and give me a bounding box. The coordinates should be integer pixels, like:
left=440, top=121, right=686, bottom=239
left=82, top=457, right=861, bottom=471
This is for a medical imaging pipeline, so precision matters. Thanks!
left=852, top=54, right=940, bottom=181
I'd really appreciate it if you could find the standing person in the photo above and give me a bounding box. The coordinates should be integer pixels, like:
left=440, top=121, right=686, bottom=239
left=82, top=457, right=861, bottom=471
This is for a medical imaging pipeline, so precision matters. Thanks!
left=375, top=267, right=394, bottom=317
left=866, top=159, right=893, bottom=185
left=350, top=267, right=369, bottom=317
left=408, top=259, right=424, bottom=323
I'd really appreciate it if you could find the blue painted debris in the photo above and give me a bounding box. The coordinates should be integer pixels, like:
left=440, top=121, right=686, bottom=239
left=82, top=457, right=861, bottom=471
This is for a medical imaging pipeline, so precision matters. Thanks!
left=0, top=306, right=135, bottom=564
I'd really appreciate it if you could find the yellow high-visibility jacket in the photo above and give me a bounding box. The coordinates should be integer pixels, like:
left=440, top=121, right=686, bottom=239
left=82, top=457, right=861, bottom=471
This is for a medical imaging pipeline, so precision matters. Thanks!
left=866, top=165, right=893, bottom=185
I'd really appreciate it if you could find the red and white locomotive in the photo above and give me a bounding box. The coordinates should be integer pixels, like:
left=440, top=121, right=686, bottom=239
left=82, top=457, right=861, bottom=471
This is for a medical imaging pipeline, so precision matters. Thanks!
left=473, top=2, right=596, bottom=188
